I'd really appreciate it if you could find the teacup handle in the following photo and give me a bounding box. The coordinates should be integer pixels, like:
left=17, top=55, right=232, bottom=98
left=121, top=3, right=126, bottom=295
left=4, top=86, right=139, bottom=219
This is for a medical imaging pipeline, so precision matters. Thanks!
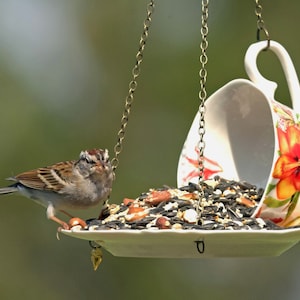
left=245, top=40, right=300, bottom=112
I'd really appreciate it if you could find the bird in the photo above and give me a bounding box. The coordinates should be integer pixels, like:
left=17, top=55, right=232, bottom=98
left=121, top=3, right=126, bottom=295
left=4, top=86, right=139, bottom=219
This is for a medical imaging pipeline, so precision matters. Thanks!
left=0, top=149, right=114, bottom=230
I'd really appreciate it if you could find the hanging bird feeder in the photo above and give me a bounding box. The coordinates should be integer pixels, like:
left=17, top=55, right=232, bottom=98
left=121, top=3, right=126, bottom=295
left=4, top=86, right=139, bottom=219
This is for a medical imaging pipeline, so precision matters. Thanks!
left=62, top=0, right=300, bottom=269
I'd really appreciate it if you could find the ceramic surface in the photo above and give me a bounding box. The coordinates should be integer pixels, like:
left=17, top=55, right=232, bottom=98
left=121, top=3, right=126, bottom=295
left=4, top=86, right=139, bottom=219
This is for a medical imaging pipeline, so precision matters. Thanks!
left=178, top=41, right=300, bottom=228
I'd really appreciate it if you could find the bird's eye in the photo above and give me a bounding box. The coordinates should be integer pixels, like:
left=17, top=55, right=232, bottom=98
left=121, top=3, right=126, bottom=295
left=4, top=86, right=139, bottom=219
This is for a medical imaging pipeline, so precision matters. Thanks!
left=85, top=157, right=95, bottom=164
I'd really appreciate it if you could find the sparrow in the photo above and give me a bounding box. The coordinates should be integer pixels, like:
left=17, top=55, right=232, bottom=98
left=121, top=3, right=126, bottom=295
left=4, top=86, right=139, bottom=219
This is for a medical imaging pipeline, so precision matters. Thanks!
left=0, top=149, right=114, bottom=230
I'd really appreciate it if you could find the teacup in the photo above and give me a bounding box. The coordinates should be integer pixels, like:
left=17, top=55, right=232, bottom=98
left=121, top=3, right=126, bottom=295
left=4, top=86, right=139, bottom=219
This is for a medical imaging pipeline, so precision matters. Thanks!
left=177, top=40, right=300, bottom=227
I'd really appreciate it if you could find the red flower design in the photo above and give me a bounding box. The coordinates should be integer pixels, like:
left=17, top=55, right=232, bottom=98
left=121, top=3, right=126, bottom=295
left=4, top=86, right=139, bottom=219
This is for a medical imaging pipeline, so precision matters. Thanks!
left=182, top=148, right=223, bottom=183
left=273, top=125, right=300, bottom=199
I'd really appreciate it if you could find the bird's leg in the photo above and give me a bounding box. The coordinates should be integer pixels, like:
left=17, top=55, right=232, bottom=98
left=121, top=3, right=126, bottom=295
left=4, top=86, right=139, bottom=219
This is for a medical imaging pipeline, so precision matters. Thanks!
left=47, top=205, right=87, bottom=230
left=59, top=210, right=87, bottom=228
left=49, top=215, right=70, bottom=230
left=46, top=204, right=69, bottom=230
left=59, top=210, right=74, bottom=218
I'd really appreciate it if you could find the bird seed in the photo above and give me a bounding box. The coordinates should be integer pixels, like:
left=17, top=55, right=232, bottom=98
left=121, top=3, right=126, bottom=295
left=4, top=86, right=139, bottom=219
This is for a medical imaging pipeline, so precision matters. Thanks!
left=86, top=176, right=282, bottom=231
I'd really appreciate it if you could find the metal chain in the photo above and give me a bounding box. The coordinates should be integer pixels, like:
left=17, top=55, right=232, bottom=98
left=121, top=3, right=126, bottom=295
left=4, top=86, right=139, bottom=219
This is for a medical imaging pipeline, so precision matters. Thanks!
left=93, top=1, right=155, bottom=262
left=255, top=0, right=270, bottom=48
left=196, top=0, right=209, bottom=219
left=111, top=0, right=155, bottom=172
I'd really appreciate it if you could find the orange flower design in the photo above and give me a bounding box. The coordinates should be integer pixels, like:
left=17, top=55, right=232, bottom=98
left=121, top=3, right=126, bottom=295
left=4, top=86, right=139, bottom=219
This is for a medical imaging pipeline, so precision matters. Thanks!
left=273, top=125, right=300, bottom=199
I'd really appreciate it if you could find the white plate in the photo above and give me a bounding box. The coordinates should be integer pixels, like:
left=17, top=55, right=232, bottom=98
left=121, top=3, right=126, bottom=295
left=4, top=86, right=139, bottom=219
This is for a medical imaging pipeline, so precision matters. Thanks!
left=61, top=228, right=300, bottom=258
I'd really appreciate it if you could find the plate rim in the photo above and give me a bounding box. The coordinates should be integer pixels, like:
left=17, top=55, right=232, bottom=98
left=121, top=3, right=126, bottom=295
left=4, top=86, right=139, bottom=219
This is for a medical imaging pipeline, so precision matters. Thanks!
left=61, top=227, right=300, bottom=238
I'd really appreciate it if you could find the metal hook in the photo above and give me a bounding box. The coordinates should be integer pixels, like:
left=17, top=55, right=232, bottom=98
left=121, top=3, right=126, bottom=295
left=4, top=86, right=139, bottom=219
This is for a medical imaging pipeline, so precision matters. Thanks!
left=89, top=241, right=103, bottom=271
left=256, top=27, right=270, bottom=51
left=195, top=240, right=205, bottom=254
left=255, top=0, right=270, bottom=51
left=89, top=240, right=101, bottom=249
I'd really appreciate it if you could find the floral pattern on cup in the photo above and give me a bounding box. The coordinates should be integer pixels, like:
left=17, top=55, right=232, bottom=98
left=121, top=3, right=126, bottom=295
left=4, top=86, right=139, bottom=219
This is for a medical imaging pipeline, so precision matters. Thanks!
left=181, top=147, right=223, bottom=185
left=257, top=101, right=300, bottom=227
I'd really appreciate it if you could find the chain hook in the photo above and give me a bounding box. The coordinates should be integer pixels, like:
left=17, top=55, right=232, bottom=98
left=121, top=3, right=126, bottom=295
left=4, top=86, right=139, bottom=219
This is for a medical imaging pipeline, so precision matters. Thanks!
left=255, top=0, right=270, bottom=51
left=100, top=0, right=154, bottom=216
left=111, top=0, right=155, bottom=173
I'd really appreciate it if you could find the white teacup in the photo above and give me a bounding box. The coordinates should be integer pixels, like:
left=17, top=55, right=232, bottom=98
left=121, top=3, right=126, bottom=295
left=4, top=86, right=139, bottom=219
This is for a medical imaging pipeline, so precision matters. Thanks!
left=177, top=40, right=300, bottom=227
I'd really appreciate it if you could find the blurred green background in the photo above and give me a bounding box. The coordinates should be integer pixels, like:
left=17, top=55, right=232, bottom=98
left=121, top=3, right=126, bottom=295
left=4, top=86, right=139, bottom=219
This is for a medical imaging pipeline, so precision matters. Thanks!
left=0, top=0, right=299, bottom=299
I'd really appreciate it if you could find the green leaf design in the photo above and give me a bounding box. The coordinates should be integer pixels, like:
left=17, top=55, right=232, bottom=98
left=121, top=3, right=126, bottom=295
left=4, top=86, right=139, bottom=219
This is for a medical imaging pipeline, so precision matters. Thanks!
left=286, top=192, right=300, bottom=220
left=283, top=216, right=300, bottom=227
left=265, top=183, right=276, bottom=195
left=264, top=196, right=290, bottom=208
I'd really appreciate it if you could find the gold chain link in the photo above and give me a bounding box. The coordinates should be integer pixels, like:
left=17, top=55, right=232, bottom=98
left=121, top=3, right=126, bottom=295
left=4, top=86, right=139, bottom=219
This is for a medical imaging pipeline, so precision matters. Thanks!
left=196, top=0, right=209, bottom=220
left=111, top=0, right=155, bottom=172
left=255, top=0, right=270, bottom=48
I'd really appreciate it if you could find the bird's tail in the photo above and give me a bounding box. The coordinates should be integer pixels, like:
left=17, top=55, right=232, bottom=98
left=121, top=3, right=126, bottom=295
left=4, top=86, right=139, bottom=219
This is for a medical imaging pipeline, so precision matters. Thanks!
left=0, top=186, right=18, bottom=195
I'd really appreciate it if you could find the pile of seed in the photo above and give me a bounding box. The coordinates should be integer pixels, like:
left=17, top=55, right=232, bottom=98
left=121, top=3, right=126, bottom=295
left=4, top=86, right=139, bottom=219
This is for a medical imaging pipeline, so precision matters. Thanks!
left=86, top=176, right=281, bottom=231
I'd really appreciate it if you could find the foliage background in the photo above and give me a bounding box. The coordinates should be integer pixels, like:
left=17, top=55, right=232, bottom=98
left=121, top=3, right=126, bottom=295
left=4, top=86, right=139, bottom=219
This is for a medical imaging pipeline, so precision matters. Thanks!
left=0, top=1, right=299, bottom=299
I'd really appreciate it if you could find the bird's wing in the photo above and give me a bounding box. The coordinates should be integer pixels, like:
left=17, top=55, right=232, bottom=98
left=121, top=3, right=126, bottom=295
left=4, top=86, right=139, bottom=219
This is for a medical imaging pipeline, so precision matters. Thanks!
left=14, top=160, right=76, bottom=192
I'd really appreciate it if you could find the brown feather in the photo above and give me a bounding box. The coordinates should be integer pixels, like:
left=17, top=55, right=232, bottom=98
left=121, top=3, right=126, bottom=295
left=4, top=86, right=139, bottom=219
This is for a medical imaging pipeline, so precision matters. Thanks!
left=15, top=160, right=76, bottom=191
